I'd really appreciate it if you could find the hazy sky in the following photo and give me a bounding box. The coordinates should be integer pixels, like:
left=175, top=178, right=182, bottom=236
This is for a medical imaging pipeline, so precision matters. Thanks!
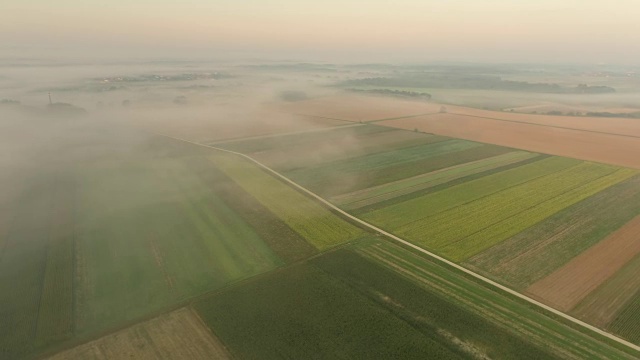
left=2, top=0, right=639, bottom=64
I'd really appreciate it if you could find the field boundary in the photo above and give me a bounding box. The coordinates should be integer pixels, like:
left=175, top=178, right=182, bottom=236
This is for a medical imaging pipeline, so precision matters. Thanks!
left=159, top=133, right=640, bottom=353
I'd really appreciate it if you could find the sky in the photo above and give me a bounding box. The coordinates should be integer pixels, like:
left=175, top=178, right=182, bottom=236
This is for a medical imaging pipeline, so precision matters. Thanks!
left=2, top=0, right=639, bottom=64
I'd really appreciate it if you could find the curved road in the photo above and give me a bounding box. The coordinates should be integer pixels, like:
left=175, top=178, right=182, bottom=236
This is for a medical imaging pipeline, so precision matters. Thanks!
left=161, top=134, right=640, bottom=354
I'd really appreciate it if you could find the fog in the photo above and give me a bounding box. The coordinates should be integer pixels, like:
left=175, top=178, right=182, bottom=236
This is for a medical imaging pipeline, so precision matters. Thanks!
left=1, top=58, right=639, bottom=223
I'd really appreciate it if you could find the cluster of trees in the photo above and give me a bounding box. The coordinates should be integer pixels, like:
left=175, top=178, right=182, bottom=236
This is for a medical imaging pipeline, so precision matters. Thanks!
left=531, top=110, right=640, bottom=118
left=349, top=88, right=432, bottom=100
left=342, top=75, right=616, bottom=94
left=97, top=72, right=234, bottom=83
left=279, top=90, right=308, bottom=102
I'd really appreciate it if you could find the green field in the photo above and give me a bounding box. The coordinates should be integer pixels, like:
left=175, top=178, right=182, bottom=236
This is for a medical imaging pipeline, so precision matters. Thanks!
left=203, top=120, right=640, bottom=348
left=440, top=170, right=634, bottom=260
left=0, top=135, right=366, bottom=359
left=362, top=156, right=578, bottom=229
left=353, top=240, right=639, bottom=359
left=210, top=153, right=365, bottom=249
left=404, top=166, right=634, bottom=261
left=609, top=286, right=640, bottom=343
left=194, top=240, right=638, bottom=359
left=467, top=174, right=640, bottom=289
left=333, top=151, right=538, bottom=210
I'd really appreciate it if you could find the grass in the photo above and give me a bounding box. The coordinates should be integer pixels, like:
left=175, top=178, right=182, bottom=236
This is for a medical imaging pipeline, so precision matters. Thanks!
left=333, top=151, right=538, bottom=210
left=467, top=174, right=640, bottom=289
left=363, top=156, right=579, bottom=230
left=210, top=153, right=365, bottom=249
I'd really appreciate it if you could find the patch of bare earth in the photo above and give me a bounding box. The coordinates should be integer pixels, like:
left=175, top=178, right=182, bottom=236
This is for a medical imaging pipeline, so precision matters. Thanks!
left=47, top=308, right=230, bottom=360
left=443, top=105, right=640, bottom=137
left=379, top=113, right=640, bottom=169
left=525, top=216, right=640, bottom=312
left=572, top=254, right=640, bottom=328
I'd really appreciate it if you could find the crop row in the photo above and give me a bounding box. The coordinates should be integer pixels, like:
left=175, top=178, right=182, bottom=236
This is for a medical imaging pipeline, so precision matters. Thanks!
left=287, top=139, right=480, bottom=185
left=334, top=151, right=537, bottom=210
left=363, top=156, right=579, bottom=229
left=571, top=252, right=640, bottom=330
left=210, top=154, right=365, bottom=249
left=396, top=162, right=618, bottom=253
left=610, top=291, right=640, bottom=344
left=438, top=168, right=637, bottom=261
left=353, top=240, right=638, bottom=359
left=467, top=173, right=640, bottom=289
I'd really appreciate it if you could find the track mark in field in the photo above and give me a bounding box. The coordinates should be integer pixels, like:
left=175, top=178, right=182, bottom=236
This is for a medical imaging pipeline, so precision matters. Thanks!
left=148, top=236, right=174, bottom=290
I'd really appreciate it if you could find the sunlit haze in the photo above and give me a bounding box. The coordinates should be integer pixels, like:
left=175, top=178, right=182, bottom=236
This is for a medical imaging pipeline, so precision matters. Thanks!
left=2, top=0, right=639, bottom=63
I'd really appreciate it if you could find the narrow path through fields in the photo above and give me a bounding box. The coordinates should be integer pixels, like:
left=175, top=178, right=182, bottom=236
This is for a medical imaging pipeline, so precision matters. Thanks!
left=160, top=133, right=640, bottom=354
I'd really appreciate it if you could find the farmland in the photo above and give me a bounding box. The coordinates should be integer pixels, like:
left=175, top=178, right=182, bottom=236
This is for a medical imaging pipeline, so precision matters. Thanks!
left=218, top=123, right=520, bottom=198
left=209, top=153, right=365, bottom=249
left=572, top=254, right=640, bottom=328
left=47, top=308, right=230, bottom=360
left=379, top=112, right=640, bottom=169
left=279, top=93, right=640, bottom=169
left=193, top=240, right=638, bottom=359
left=526, top=215, right=640, bottom=312
left=216, top=113, right=640, bottom=346
left=0, top=131, right=369, bottom=359
left=4, top=84, right=640, bottom=357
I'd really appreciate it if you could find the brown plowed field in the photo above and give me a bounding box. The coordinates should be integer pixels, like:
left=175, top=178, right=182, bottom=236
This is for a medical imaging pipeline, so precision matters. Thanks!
left=47, top=308, right=230, bottom=360
left=379, top=113, right=640, bottom=169
left=277, top=94, right=640, bottom=168
left=525, top=216, right=640, bottom=312
left=443, top=105, right=640, bottom=138
left=277, top=94, right=442, bottom=121
left=572, top=254, right=640, bottom=327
